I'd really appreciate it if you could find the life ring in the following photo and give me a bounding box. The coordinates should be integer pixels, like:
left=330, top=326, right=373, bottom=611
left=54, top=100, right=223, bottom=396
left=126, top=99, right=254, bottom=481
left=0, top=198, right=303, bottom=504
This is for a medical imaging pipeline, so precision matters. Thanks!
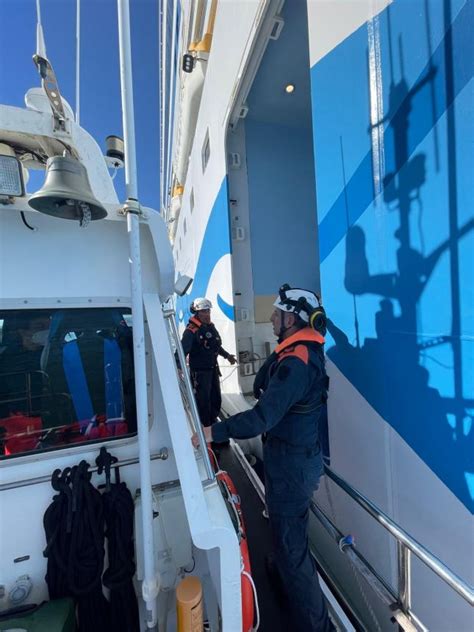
left=239, top=535, right=255, bottom=632
left=209, top=449, right=256, bottom=631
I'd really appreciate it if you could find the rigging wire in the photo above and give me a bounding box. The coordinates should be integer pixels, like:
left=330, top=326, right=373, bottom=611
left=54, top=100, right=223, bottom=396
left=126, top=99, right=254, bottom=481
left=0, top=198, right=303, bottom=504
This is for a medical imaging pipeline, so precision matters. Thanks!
left=76, top=0, right=81, bottom=125
left=165, top=0, right=178, bottom=212
left=160, top=0, right=168, bottom=211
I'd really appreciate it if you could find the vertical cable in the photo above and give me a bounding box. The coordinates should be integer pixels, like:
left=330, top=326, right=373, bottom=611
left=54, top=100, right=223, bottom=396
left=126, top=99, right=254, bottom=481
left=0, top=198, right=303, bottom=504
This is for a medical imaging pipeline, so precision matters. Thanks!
left=75, top=0, right=81, bottom=124
left=165, top=0, right=178, bottom=209
left=160, top=0, right=168, bottom=211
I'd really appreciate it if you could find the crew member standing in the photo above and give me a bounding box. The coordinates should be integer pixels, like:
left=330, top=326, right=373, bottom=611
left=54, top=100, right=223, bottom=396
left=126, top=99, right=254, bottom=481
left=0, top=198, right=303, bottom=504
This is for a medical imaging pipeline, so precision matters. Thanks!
left=192, top=285, right=333, bottom=631
left=181, top=297, right=236, bottom=428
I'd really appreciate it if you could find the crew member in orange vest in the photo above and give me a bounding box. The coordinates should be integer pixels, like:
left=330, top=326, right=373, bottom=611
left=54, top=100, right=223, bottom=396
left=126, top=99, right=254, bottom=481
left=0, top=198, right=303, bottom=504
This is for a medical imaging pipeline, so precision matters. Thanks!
left=181, top=297, right=236, bottom=428
left=192, top=285, right=334, bottom=631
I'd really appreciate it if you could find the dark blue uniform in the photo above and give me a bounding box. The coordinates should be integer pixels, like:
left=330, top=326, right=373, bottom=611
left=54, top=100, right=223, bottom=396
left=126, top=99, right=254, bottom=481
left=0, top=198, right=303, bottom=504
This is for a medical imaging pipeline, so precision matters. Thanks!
left=181, top=316, right=232, bottom=427
left=212, top=327, right=331, bottom=631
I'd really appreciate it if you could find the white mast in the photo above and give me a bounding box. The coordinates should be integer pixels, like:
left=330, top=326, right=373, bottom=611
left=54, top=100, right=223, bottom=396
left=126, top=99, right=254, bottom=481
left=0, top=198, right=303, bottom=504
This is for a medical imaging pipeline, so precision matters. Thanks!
left=116, top=1, right=158, bottom=627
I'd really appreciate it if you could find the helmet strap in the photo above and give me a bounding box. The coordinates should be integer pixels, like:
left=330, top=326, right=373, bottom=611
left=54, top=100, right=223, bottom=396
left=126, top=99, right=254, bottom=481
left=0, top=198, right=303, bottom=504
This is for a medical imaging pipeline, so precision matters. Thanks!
left=277, top=311, right=295, bottom=343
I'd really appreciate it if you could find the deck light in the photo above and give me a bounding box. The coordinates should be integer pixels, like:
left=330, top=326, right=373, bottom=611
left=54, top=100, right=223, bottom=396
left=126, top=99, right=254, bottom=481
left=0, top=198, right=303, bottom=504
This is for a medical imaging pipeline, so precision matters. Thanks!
left=285, top=84, right=295, bottom=94
left=0, top=151, right=25, bottom=199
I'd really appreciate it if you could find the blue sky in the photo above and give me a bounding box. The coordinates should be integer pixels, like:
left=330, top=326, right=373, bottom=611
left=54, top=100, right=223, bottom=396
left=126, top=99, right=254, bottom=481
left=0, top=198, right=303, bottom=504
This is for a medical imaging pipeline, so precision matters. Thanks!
left=0, top=0, right=160, bottom=209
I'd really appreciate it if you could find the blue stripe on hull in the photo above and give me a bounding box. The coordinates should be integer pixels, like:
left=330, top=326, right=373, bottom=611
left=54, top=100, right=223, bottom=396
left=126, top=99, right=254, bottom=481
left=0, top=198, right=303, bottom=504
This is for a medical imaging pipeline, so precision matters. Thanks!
left=310, top=0, right=474, bottom=511
left=177, top=178, right=234, bottom=322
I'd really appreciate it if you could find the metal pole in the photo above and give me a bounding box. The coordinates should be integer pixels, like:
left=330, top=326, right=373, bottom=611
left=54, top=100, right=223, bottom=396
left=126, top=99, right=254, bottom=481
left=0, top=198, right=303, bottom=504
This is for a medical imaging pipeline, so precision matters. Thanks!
left=0, top=450, right=169, bottom=492
left=117, top=1, right=158, bottom=627
left=166, top=312, right=215, bottom=481
left=398, top=542, right=412, bottom=613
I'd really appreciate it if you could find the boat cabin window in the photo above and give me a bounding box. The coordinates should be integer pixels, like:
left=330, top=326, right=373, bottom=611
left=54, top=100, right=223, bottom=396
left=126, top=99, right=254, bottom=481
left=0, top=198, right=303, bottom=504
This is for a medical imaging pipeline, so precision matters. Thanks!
left=0, top=308, right=137, bottom=458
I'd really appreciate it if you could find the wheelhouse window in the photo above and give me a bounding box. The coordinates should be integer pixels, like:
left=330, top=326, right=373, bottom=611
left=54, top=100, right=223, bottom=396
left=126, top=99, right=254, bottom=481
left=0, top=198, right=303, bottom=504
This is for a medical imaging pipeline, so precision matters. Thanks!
left=0, top=308, right=136, bottom=458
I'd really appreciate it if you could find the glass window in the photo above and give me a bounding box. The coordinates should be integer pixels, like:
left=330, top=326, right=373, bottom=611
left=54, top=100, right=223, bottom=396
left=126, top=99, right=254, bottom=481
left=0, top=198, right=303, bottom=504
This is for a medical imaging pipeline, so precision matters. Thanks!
left=0, top=308, right=136, bottom=458
left=202, top=130, right=210, bottom=172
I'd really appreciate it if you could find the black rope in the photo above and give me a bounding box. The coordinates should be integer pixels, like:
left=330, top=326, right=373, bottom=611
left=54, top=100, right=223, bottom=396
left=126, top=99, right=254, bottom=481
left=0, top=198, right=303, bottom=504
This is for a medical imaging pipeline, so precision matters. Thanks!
left=43, top=468, right=73, bottom=599
left=67, top=461, right=110, bottom=632
left=98, top=449, right=139, bottom=632
left=43, top=461, right=111, bottom=632
left=20, top=212, right=35, bottom=231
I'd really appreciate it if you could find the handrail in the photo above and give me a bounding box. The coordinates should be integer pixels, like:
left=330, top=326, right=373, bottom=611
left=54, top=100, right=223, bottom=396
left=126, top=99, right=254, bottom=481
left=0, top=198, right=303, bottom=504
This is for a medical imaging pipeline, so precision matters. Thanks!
left=324, top=466, right=474, bottom=607
left=164, top=310, right=215, bottom=481
left=0, top=448, right=169, bottom=492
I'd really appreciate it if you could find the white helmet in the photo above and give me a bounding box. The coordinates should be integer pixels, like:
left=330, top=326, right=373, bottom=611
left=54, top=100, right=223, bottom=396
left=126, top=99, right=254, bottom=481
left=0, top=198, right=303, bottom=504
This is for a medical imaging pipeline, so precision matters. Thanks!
left=191, top=297, right=213, bottom=313
left=273, top=284, right=323, bottom=325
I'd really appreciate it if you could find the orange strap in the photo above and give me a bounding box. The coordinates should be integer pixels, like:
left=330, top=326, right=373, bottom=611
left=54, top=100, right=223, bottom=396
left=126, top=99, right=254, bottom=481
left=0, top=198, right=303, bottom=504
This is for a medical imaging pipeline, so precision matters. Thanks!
left=277, top=344, right=309, bottom=365
left=186, top=316, right=202, bottom=333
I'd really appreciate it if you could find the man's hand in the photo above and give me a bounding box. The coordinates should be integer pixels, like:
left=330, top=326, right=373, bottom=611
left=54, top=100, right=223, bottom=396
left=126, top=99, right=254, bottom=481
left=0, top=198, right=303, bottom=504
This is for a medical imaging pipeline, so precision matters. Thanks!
left=191, top=425, right=213, bottom=448
left=227, top=354, right=237, bottom=365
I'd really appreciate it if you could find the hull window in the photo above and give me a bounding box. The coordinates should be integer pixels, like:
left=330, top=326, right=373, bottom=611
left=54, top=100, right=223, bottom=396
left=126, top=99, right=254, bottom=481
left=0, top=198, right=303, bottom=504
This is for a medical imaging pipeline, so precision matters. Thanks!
left=202, top=129, right=210, bottom=172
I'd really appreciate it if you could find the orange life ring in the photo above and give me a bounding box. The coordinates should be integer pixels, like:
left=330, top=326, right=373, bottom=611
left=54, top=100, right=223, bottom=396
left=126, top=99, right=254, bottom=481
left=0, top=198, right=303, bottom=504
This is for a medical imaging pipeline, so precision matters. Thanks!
left=240, top=535, right=255, bottom=632
left=209, top=452, right=256, bottom=631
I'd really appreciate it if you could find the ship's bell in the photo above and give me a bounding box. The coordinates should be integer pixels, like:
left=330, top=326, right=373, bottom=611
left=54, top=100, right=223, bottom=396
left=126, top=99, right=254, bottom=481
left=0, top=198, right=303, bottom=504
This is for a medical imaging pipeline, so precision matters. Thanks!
left=28, top=155, right=107, bottom=223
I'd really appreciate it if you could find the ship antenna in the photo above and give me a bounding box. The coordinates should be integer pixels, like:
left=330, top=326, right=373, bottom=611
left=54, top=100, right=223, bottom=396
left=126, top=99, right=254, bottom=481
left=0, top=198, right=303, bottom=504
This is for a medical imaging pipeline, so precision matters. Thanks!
left=33, top=0, right=67, bottom=133
left=35, top=0, right=47, bottom=58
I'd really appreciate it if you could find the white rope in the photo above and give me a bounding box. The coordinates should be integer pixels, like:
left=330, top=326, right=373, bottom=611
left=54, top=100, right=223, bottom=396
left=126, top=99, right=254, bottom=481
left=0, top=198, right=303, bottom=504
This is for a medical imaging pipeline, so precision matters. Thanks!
left=75, top=0, right=81, bottom=124
left=241, top=567, right=260, bottom=631
left=219, top=364, right=239, bottom=384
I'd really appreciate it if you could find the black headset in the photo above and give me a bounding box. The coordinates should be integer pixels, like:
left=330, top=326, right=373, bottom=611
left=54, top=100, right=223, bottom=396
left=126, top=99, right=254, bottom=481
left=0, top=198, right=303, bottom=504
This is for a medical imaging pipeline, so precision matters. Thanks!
left=278, top=284, right=327, bottom=335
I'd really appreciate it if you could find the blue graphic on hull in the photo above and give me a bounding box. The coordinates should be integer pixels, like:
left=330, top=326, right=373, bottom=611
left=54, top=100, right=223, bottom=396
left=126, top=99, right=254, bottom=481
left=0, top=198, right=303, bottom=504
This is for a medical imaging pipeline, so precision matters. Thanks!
left=310, top=0, right=474, bottom=511
left=176, top=178, right=235, bottom=323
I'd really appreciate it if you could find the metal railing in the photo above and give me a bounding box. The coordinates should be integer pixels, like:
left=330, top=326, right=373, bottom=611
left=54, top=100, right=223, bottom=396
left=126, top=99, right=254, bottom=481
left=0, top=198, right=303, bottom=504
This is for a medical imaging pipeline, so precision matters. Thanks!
left=164, top=309, right=216, bottom=482
left=0, top=448, right=169, bottom=492
left=311, top=466, right=474, bottom=630
left=324, top=467, right=473, bottom=607
left=228, top=435, right=472, bottom=629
